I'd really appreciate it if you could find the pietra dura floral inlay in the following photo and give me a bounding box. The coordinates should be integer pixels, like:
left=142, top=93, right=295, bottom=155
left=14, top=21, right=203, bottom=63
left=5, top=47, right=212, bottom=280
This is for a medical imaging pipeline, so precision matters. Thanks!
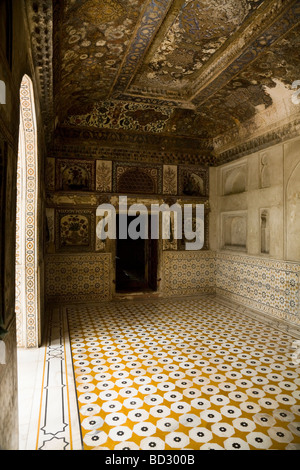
left=56, top=210, right=95, bottom=252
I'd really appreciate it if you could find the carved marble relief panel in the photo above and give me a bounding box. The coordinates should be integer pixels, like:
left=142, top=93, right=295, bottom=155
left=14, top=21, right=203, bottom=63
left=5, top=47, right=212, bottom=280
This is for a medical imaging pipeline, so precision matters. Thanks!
left=260, top=152, right=271, bottom=189
left=260, top=209, right=270, bottom=255
left=286, top=161, right=300, bottom=262
left=56, top=209, right=95, bottom=252
left=163, top=165, right=177, bottom=195
left=56, top=159, right=95, bottom=191
left=96, top=160, right=112, bottom=192
left=259, top=147, right=283, bottom=190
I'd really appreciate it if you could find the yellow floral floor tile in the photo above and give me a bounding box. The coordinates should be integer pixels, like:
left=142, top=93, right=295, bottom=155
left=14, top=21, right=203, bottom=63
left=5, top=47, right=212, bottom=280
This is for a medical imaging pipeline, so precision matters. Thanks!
left=66, top=297, right=300, bottom=450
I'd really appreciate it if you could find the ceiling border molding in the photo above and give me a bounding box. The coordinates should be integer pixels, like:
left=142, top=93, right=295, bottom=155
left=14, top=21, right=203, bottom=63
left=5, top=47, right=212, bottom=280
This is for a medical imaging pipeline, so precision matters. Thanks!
left=50, top=143, right=214, bottom=167
left=213, top=116, right=300, bottom=165
left=53, top=126, right=215, bottom=166
left=24, top=0, right=54, bottom=136
left=56, top=124, right=213, bottom=153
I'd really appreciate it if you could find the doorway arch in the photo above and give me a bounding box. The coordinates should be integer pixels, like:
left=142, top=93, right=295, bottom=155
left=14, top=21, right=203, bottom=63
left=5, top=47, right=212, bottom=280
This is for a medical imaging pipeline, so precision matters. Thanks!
left=15, top=75, right=40, bottom=348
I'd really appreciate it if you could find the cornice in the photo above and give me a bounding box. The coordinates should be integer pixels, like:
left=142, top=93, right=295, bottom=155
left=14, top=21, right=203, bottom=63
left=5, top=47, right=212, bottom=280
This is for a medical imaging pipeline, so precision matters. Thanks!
left=24, top=0, right=54, bottom=138
left=213, top=116, right=300, bottom=165
left=56, top=124, right=213, bottom=153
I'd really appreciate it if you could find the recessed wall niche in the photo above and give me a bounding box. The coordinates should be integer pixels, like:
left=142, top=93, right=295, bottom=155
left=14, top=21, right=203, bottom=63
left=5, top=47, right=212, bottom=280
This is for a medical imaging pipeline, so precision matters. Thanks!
left=222, top=162, right=247, bottom=196
left=260, top=209, right=270, bottom=255
left=260, top=152, right=271, bottom=189
left=178, top=166, right=209, bottom=197
left=222, top=212, right=247, bottom=252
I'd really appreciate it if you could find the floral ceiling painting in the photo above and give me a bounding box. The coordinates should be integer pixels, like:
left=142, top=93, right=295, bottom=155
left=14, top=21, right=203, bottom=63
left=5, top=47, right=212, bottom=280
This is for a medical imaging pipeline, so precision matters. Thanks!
left=26, top=0, right=300, bottom=160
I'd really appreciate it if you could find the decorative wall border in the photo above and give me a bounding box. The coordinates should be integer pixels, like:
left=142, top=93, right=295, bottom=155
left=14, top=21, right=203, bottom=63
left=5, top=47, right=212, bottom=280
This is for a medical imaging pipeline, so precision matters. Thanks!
left=15, top=75, right=39, bottom=348
left=216, top=251, right=300, bottom=327
left=25, top=0, right=53, bottom=140
left=33, top=305, right=82, bottom=450
left=51, top=138, right=214, bottom=166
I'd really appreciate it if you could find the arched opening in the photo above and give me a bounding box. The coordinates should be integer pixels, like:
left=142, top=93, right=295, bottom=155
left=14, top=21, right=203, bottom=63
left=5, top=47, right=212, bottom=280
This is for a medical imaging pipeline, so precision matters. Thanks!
left=15, top=75, right=40, bottom=348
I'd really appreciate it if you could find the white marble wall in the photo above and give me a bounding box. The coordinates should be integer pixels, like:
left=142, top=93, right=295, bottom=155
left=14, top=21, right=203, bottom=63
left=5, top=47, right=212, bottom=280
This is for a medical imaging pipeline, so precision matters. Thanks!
left=210, top=136, right=300, bottom=329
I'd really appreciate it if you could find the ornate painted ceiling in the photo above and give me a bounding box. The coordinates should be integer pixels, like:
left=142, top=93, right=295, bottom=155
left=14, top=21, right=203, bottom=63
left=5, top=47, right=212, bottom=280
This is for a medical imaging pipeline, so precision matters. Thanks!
left=26, top=0, right=300, bottom=160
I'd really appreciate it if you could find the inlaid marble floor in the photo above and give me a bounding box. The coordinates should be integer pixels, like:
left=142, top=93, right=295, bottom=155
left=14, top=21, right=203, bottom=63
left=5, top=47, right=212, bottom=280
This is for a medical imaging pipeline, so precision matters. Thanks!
left=18, top=296, right=300, bottom=450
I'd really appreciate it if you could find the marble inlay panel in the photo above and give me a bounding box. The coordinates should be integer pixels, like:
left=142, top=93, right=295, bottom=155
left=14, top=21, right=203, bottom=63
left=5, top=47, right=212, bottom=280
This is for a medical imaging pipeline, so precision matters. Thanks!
left=162, top=251, right=216, bottom=296
left=216, top=252, right=300, bottom=326
left=45, top=254, right=112, bottom=302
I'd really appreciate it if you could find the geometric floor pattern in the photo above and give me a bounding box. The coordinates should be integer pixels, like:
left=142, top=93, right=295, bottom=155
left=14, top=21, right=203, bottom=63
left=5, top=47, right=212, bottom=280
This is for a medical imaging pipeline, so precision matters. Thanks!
left=66, top=297, right=300, bottom=450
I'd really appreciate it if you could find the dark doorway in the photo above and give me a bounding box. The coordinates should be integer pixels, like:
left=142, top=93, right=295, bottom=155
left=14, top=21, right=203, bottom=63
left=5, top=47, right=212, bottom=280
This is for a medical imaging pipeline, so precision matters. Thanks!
left=116, top=215, right=158, bottom=293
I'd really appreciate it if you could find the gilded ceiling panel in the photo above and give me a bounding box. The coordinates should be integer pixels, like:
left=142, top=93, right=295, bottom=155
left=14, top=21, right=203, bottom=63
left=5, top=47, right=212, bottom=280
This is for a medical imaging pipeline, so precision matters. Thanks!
left=45, top=0, right=300, bottom=155
left=131, top=0, right=265, bottom=94
left=64, top=101, right=173, bottom=134
left=54, top=0, right=146, bottom=116
left=191, top=23, right=300, bottom=137
left=62, top=20, right=300, bottom=140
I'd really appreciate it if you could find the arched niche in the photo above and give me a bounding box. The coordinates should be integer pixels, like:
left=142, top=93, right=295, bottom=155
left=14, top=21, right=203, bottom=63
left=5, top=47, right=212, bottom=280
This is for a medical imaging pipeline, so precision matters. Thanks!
left=260, top=153, right=271, bottom=188
left=222, top=212, right=247, bottom=251
left=223, top=165, right=247, bottom=196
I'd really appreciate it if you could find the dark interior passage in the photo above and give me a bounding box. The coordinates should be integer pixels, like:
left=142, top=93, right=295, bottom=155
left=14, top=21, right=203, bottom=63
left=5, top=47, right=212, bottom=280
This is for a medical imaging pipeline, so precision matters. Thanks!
left=116, top=215, right=157, bottom=292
